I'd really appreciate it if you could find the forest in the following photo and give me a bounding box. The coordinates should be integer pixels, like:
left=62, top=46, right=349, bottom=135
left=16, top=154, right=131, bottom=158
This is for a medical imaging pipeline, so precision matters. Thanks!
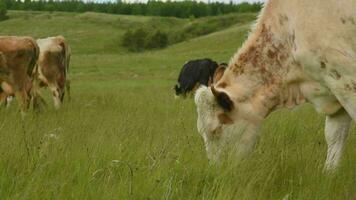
left=1, top=0, right=262, bottom=18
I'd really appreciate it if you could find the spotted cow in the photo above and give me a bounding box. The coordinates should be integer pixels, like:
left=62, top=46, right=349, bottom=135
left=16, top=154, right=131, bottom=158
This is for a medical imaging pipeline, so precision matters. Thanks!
left=36, top=36, right=71, bottom=109
left=195, top=0, right=356, bottom=171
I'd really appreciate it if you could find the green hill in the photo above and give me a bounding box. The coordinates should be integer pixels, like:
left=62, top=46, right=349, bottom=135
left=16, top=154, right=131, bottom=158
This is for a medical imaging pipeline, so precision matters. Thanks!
left=1, top=11, right=255, bottom=55
left=0, top=10, right=256, bottom=83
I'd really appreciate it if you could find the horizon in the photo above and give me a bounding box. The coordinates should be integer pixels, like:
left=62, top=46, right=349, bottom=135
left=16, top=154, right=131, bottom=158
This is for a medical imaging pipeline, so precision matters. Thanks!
left=91, top=0, right=265, bottom=4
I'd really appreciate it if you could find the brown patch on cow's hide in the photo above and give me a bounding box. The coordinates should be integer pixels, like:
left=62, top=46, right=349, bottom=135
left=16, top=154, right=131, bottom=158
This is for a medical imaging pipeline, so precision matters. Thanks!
left=341, top=17, right=355, bottom=25
left=345, top=82, right=356, bottom=92
left=345, top=84, right=352, bottom=91
left=329, top=69, right=341, bottom=80
left=260, top=24, right=272, bottom=43
left=341, top=17, right=346, bottom=24
left=267, top=49, right=277, bottom=59
left=230, top=23, right=292, bottom=85
left=351, top=81, right=356, bottom=92
left=320, top=61, right=326, bottom=69
left=217, top=82, right=227, bottom=88
left=232, top=63, right=244, bottom=75
left=238, top=46, right=257, bottom=64
left=218, top=113, right=233, bottom=124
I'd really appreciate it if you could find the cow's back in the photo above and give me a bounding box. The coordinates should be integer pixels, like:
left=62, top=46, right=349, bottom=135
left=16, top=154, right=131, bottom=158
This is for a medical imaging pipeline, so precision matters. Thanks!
left=37, top=36, right=69, bottom=84
left=288, top=0, right=356, bottom=66
left=0, top=36, right=38, bottom=85
left=178, top=59, right=218, bottom=92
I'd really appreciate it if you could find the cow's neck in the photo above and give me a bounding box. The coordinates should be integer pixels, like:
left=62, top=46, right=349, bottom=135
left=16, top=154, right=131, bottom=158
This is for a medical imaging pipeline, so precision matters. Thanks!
left=228, top=7, right=307, bottom=118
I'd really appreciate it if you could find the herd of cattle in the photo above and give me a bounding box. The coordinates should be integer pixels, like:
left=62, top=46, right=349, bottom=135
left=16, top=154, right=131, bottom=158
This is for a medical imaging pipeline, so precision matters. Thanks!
left=0, top=36, right=70, bottom=113
left=1, top=0, right=355, bottom=173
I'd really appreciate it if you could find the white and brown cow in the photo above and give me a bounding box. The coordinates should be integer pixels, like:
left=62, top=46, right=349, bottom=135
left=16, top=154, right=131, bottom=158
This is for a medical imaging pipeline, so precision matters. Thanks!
left=195, top=0, right=356, bottom=171
left=36, top=36, right=71, bottom=109
left=0, top=36, right=39, bottom=113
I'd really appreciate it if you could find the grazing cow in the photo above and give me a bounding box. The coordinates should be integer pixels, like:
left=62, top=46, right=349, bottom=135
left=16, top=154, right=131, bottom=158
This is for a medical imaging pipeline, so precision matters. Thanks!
left=36, top=36, right=71, bottom=109
left=0, top=36, right=39, bottom=113
left=195, top=0, right=356, bottom=171
left=174, top=59, right=226, bottom=97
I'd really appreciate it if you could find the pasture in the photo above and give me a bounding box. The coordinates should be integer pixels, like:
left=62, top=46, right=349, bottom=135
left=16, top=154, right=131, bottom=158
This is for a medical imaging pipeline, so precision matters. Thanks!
left=0, top=10, right=356, bottom=200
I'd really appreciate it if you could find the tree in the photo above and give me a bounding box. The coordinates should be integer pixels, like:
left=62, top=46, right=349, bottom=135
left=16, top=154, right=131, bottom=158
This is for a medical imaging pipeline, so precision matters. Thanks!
left=0, top=0, right=8, bottom=21
left=2, top=0, right=262, bottom=19
left=145, top=30, right=168, bottom=49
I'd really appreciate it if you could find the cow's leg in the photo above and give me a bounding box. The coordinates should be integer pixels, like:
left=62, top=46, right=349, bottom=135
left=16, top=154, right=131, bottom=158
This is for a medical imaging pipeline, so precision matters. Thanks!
left=65, top=79, right=71, bottom=101
left=31, top=86, right=46, bottom=111
left=0, top=92, right=8, bottom=106
left=324, top=109, right=351, bottom=171
left=49, top=85, right=61, bottom=109
left=15, top=89, right=29, bottom=116
left=1, top=82, right=13, bottom=107
left=5, top=95, right=14, bottom=108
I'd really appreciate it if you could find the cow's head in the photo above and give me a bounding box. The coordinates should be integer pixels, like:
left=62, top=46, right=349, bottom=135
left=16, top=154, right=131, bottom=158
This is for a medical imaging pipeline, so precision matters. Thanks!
left=174, top=82, right=205, bottom=99
left=195, top=67, right=264, bottom=162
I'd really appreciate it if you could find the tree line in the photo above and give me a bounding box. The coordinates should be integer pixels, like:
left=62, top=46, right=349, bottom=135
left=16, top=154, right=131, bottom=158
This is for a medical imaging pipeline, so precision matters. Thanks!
left=0, top=0, right=8, bottom=20
left=2, top=0, right=262, bottom=19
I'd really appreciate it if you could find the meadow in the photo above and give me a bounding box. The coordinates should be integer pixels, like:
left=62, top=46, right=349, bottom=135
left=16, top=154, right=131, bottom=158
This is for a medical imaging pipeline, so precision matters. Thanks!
left=0, top=10, right=356, bottom=200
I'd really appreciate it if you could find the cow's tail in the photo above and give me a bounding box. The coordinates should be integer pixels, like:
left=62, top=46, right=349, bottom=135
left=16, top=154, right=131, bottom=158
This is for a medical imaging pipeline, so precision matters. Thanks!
left=28, top=38, right=40, bottom=77
left=58, top=37, right=70, bottom=75
left=58, top=37, right=71, bottom=101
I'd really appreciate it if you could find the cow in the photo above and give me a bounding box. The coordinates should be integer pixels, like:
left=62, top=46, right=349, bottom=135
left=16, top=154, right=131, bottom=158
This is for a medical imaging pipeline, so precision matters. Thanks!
left=174, top=59, right=226, bottom=97
left=35, top=36, right=71, bottom=109
left=0, top=36, right=39, bottom=113
left=194, top=0, right=356, bottom=171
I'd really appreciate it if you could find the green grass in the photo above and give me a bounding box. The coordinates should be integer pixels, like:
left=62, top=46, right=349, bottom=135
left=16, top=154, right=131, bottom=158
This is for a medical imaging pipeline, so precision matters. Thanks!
left=0, top=10, right=356, bottom=200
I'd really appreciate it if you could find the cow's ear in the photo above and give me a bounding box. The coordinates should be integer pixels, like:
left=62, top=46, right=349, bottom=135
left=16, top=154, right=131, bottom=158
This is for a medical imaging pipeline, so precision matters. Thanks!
left=218, top=113, right=233, bottom=124
left=213, top=66, right=226, bottom=84
left=211, top=86, right=234, bottom=112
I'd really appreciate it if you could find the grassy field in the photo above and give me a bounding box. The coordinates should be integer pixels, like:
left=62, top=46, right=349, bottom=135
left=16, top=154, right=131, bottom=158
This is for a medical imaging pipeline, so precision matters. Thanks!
left=0, top=10, right=356, bottom=200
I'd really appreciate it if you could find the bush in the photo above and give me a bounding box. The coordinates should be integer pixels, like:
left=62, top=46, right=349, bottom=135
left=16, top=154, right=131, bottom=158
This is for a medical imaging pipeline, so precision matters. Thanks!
left=122, top=28, right=168, bottom=52
left=145, top=30, right=168, bottom=49
left=0, top=0, right=8, bottom=21
left=122, top=28, right=147, bottom=52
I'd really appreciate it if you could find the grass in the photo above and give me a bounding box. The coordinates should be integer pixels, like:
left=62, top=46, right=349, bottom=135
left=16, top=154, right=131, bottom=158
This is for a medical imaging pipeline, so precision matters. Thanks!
left=0, top=10, right=356, bottom=200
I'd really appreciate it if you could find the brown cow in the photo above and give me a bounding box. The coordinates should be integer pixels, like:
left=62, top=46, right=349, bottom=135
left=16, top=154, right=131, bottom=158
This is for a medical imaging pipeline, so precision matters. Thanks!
left=36, top=36, right=71, bottom=109
left=0, top=36, right=39, bottom=113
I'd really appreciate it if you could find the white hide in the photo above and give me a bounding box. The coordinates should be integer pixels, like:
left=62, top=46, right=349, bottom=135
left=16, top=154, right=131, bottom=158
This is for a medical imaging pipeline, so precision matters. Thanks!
left=195, top=0, right=356, bottom=171
left=195, top=86, right=260, bottom=163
